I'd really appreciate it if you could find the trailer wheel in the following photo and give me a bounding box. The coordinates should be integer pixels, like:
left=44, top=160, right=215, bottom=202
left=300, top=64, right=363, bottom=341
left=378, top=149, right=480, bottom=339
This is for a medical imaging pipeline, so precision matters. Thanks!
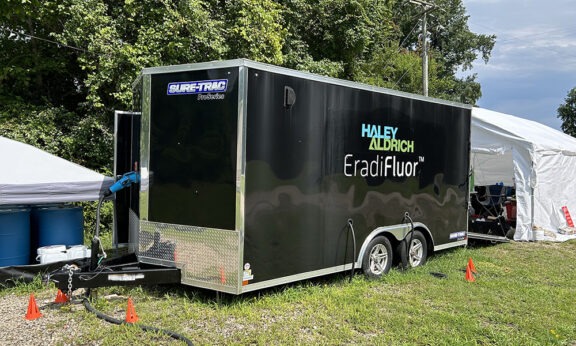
left=399, top=230, right=428, bottom=269
left=362, top=236, right=393, bottom=278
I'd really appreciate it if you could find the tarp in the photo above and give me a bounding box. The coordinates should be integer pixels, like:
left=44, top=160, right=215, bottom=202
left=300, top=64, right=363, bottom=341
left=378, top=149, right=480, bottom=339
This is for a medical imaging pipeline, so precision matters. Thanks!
left=471, top=107, right=576, bottom=241
left=0, top=136, right=113, bottom=204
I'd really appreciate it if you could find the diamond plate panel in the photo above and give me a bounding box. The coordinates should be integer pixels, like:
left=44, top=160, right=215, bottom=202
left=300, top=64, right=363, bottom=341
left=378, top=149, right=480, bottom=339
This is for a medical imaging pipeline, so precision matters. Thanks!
left=139, top=220, right=240, bottom=291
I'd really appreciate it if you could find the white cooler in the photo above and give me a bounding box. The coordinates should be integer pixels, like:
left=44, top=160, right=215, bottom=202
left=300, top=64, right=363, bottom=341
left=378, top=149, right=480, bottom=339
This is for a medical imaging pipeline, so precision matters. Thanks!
left=36, top=244, right=91, bottom=264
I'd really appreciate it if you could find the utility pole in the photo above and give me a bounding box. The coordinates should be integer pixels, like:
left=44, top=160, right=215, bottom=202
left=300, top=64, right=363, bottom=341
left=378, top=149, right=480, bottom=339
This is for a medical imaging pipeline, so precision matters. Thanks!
left=409, top=0, right=436, bottom=97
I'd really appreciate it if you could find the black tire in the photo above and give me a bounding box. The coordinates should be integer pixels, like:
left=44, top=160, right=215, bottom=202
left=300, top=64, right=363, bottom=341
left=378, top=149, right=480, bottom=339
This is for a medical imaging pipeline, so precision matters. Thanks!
left=362, top=236, right=393, bottom=279
left=398, top=230, right=428, bottom=269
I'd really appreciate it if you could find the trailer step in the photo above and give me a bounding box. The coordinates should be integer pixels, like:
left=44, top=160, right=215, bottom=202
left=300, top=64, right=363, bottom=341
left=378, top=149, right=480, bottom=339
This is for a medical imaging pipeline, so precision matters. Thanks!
left=468, top=232, right=510, bottom=243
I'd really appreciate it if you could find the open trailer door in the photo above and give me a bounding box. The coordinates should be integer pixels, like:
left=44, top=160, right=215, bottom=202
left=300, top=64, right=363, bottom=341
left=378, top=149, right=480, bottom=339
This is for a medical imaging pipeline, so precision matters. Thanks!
left=113, top=110, right=141, bottom=251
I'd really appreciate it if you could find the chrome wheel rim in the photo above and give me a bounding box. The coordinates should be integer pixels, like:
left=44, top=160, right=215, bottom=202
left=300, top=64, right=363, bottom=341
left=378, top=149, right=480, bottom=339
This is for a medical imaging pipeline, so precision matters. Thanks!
left=369, top=244, right=389, bottom=275
left=408, top=238, right=424, bottom=267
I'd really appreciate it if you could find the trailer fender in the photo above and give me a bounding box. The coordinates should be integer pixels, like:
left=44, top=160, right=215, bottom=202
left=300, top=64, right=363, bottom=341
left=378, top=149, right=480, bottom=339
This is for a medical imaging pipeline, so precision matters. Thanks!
left=356, top=222, right=433, bottom=269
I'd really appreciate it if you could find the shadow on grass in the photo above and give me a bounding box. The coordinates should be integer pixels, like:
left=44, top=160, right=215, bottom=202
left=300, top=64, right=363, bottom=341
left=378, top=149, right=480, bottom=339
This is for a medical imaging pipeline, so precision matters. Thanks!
left=138, top=251, right=467, bottom=306
left=138, top=270, right=359, bottom=305
left=466, top=238, right=509, bottom=249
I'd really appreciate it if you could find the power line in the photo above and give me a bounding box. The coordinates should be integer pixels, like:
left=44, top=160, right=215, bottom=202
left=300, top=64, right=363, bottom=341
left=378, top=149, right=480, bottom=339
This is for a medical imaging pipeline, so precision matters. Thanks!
left=378, top=19, right=421, bottom=89
left=393, top=68, right=411, bottom=89
left=399, top=20, right=421, bottom=49
left=3, top=27, right=90, bottom=54
left=410, top=0, right=439, bottom=97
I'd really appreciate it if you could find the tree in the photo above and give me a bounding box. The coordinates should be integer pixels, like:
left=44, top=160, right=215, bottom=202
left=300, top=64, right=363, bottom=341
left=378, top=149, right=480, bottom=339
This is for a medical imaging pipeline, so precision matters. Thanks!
left=0, top=1, right=85, bottom=109
left=223, top=0, right=286, bottom=65
left=56, top=0, right=227, bottom=115
left=1, top=0, right=496, bottom=166
left=392, top=0, right=495, bottom=103
left=558, top=87, right=576, bottom=137
left=280, top=0, right=397, bottom=79
left=0, top=0, right=110, bottom=170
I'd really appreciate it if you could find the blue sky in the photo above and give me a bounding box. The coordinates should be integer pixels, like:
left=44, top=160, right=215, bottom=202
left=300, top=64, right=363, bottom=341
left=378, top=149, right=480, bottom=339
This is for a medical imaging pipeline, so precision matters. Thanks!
left=460, top=0, right=576, bottom=130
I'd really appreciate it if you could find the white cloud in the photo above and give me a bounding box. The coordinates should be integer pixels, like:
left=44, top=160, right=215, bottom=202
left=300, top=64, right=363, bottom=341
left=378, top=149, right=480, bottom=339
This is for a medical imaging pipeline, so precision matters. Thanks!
left=470, top=24, right=576, bottom=76
left=464, top=0, right=576, bottom=72
left=460, top=0, right=576, bottom=130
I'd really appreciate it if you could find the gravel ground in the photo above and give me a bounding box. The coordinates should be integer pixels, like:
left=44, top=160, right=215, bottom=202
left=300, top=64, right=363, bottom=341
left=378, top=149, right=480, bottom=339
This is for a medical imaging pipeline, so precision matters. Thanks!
left=0, top=290, right=184, bottom=345
left=0, top=290, right=85, bottom=346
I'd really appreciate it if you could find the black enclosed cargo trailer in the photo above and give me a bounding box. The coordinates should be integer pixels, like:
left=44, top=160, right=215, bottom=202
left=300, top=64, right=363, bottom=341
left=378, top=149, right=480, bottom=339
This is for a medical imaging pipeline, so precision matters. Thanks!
left=113, top=59, right=471, bottom=294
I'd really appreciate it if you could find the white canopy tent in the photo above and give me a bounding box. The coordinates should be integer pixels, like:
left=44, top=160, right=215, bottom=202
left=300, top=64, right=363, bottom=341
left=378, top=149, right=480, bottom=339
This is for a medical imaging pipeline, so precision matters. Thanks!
left=0, top=136, right=113, bottom=205
left=471, top=107, right=576, bottom=241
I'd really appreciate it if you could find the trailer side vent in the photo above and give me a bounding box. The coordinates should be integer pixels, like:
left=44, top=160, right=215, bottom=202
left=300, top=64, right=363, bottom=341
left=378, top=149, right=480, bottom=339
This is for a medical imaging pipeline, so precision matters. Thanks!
left=284, top=86, right=296, bottom=109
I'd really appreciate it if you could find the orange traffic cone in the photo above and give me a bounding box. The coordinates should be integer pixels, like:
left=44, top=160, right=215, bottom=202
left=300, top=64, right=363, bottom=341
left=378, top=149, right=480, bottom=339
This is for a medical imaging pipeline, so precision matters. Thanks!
left=25, top=294, right=42, bottom=320
left=125, top=297, right=138, bottom=323
left=468, top=258, right=477, bottom=274
left=465, top=264, right=475, bottom=282
left=54, top=289, right=69, bottom=304
left=220, top=267, right=226, bottom=284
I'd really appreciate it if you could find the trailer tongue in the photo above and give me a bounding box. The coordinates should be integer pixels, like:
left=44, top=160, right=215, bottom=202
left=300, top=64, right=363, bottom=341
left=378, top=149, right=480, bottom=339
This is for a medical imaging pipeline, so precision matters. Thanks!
left=51, top=59, right=473, bottom=294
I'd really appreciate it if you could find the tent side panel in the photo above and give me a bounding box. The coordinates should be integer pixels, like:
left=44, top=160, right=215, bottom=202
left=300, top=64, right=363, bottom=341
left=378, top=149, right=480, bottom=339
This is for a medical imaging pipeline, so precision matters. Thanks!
left=531, top=152, right=576, bottom=241
left=511, top=147, right=534, bottom=241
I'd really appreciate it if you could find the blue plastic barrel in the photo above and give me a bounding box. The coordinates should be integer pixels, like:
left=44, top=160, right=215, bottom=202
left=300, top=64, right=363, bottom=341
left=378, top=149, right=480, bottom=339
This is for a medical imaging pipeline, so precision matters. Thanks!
left=0, top=208, right=31, bottom=267
left=34, top=205, right=84, bottom=247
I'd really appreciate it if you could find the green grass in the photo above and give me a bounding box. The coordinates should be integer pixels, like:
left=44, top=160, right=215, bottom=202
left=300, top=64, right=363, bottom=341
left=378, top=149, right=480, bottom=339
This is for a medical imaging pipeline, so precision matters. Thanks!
left=3, top=240, right=576, bottom=345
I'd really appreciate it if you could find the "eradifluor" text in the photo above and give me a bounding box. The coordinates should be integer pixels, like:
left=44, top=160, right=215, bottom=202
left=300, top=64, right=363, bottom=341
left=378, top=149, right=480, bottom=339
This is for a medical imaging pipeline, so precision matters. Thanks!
left=343, top=154, right=419, bottom=178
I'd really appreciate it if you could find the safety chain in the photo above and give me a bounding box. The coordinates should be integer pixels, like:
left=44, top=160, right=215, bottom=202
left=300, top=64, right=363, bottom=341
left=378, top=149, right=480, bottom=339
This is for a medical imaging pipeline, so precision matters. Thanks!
left=64, top=264, right=79, bottom=300
left=68, top=266, right=74, bottom=299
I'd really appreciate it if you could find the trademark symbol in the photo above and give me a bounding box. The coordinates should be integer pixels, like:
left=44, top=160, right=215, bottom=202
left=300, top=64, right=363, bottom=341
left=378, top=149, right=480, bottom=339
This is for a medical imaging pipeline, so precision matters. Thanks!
left=419, top=156, right=425, bottom=162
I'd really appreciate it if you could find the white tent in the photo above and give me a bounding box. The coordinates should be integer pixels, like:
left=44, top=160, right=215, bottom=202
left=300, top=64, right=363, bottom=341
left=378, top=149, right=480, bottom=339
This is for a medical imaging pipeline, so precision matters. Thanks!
left=0, top=136, right=113, bottom=204
left=471, top=107, right=576, bottom=241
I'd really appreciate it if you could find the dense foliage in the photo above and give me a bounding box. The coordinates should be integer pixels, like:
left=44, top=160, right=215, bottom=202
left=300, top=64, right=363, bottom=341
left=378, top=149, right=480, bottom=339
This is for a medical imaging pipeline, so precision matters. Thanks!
left=558, top=87, right=576, bottom=137
left=1, top=0, right=495, bottom=166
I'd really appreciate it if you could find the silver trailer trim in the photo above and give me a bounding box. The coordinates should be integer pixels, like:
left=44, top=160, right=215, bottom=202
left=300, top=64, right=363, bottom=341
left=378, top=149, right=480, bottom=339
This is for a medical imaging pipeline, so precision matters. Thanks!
left=241, top=264, right=355, bottom=293
left=434, top=239, right=468, bottom=251
left=139, top=74, right=152, bottom=221
left=235, top=65, right=249, bottom=293
left=141, top=59, right=472, bottom=110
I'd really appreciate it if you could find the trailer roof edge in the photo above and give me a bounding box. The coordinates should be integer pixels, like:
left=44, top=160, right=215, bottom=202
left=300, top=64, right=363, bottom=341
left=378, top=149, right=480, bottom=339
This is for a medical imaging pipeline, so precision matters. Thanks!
left=140, top=59, right=472, bottom=109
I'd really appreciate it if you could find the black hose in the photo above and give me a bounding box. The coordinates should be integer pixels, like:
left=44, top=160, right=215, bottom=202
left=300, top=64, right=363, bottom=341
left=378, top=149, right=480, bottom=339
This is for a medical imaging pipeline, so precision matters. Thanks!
left=402, top=212, right=415, bottom=270
left=347, top=219, right=357, bottom=283
left=90, top=195, right=106, bottom=271
left=84, top=190, right=193, bottom=344
left=83, top=297, right=193, bottom=345
left=94, top=194, right=106, bottom=239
